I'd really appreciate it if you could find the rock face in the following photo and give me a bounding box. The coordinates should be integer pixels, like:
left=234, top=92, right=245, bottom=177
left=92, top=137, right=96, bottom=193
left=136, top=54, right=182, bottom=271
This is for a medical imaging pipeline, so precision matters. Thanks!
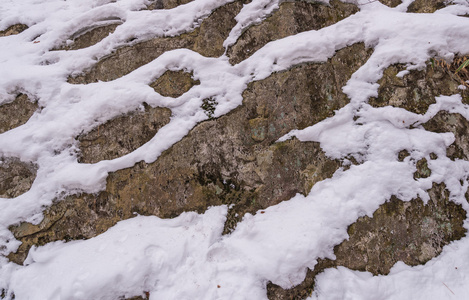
left=78, top=104, right=172, bottom=164
left=9, top=41, right=372, bottom=264
left=60, top=23, right=121, bottom=51
left=0, top=24, right=28, bottom=37
left=0, top=157, right=37, bottom=199
left=0, top=94, right=38, bottom=134
left=4, top=0, right=469, bottom=299
left=226, top=0, right=359, bottom=64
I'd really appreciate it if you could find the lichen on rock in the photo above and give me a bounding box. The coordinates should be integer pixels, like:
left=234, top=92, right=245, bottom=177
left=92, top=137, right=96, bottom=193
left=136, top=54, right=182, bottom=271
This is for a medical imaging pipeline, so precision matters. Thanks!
left=78, top=103, right=171, bottom=164
left=0, top=94, right=38, bottom=134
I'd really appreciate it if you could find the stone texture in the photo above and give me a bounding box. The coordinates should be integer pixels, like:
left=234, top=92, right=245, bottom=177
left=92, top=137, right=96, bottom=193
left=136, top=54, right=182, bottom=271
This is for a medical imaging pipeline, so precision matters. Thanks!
left=368, top=62, right=468, bottom=114
left=0, top=157, right=37, bottom=199
left=227, top=0, right=359, bottom=65
left=150, top=70, right=200, bottom=97
left=9, top=43, right=372, bottom=264
left=147, top=0, right=193, bottom=10
left=423, top=111, right=469, bottom=161
left=78, top=104, right=172, bottom=164
left=267, top=183, right=467, bottom=299
left=0, top=94, right=38, bottom=134
left=61, top=23, right=121, bottom=50
left=407, top=0, right=448, bottom=13
left=0, top=24, right=28, bottom=37
left=379, top=0, right=401, bottom=8
left=68, top=0, right=248, bottom=84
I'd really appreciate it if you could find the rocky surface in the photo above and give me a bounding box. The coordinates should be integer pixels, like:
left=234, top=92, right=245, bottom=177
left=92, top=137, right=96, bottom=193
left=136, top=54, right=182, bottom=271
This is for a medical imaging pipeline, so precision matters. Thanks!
left=267, top=183, right=467, bottom=299
left=68, top=0, right=249, bottom=84
left=78, top=104, right=172, bottom=164
left=368, top=60, right=468, bottom=114
left=0, top=24, right=28, bottom=37
left=407, top=0, right=449, bottom=13
left=3, top=0, right=469, bottom=299
left=150, top=70, right=200, bottom=97
left=9, top=42, right=371, bottom=264
left=0, top=157, right=37, bottom=199
left=226, top=0, right=359, bottom=64
left=60, top=23, right=121, bottom=51
left=0, top=94, right=38, bottom=134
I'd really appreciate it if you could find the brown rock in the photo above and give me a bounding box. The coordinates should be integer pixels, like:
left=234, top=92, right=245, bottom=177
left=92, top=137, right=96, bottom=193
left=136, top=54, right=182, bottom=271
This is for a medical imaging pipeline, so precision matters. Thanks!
left=78, top=104, right=172, bottom=164
left=267, top=183, right=467, bottom=298
left=150, top=70, right=200, bottom=97
left=68, top=0, right=248, bottom=84
left=61, top=23, right=121, bottom=50
left=227, top=0, right=359, bottom=65
left=0, top=157, right=37, bottom=199
left=0, top=24, right=28, bottom=37
left=0, top=94, right=38, bottom=134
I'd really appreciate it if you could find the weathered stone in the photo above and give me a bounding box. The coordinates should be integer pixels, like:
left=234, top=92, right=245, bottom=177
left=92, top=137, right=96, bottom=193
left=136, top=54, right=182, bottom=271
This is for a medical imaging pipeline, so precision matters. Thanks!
left=368, top=61, right=468, bottom=114
left=10, top=43, right=371, bottom=264
left=407, top=0, right=448, bottom=13
left=398, top=149, right=410, bottom=162
left=68, top=0, right=247, bottom=84
left=0, top=24, right=28, bottom=37
left=414, top=157, right=431, bottom=179
left=379, top=0, right=402, bottom=8
left=61, top=23, right=121, bottom=50
left=267, top=183, right=467, bottom=298
left=150, top=70, right=200, bottom=97
left=78, top=104, right=171, bottom=164
left=423, top=111, right=469, bottom=160
left=147, top=0, right=193, bottom=10
left=227, top=0, right=359, bottom=65
left=0, top=94, right=38, bottom=134
left=0, top=157, right=37, bottom=199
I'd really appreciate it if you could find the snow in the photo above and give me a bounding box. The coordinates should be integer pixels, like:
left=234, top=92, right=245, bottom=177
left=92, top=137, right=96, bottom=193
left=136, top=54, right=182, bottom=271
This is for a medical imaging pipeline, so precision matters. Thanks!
left=1, top=0, right=469, bottom=299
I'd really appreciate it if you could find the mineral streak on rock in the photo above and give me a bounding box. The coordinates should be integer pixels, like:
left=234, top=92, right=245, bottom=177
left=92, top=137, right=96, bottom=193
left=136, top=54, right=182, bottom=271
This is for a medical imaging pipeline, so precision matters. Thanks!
left=0, top=157, right=38, bottom=199
left=0, top=24, right=28, bottom=37
left=68, top=0, right=248, bottom=84
left=226, top=0, right=359, bottom=65
left=78, top=104, right=172, bottom=164
left=0, top=94, right=38, bottom=134
left=9, top=42, right=372, bottom=264
left=267, top=183, right=467, bottom=299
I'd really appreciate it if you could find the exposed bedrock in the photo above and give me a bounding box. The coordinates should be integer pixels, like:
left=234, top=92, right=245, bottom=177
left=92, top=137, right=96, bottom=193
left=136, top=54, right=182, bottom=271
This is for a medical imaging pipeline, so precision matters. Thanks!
left=0, top=157, right=38, bottom=199
left=8, top=42, right=371, bottom=264
left=0, top=94, right=38, bottom=134
left=0, top=24, right=28, bottom=37
left=267, top=183, right=467, bottom=299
